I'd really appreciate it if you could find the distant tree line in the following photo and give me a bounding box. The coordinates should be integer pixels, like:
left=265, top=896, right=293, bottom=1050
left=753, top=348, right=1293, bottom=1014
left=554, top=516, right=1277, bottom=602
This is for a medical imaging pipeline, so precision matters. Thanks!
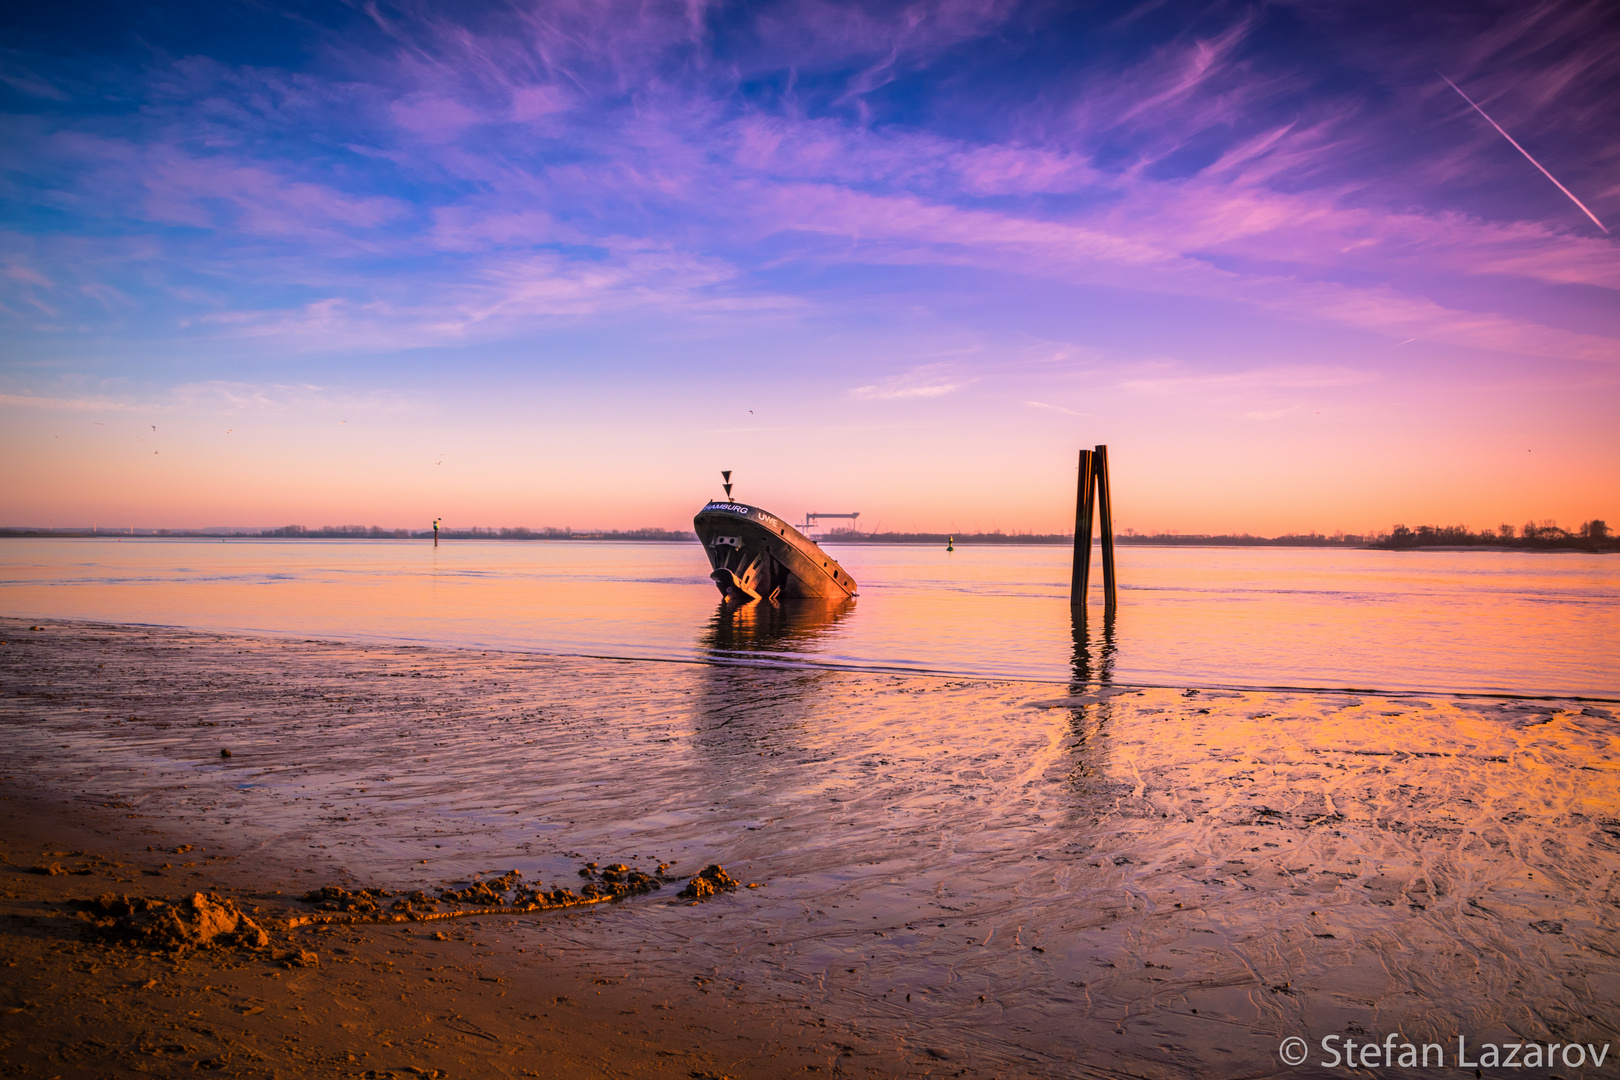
left=260, top=525, right=697, bottom=541
left=0, top=525, right=696, bottom=541
left=3, top=520, right=1611, bottom=551
left=1369, top=519, right=1613, bottom=550
left=823, top=529, right=1075, bottom=544
left=262, top=525, right=413, bottom=538
left=1114, top=530, right=1366, bottom=547
left=823, top=529, right=1367, bottom=546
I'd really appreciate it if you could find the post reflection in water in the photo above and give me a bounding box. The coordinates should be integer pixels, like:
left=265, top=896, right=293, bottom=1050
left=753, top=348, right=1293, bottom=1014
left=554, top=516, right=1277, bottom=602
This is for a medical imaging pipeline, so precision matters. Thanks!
left=1068, top=604, right=1117, bottom=691
left=1063, top=605, right=1119, bottom=811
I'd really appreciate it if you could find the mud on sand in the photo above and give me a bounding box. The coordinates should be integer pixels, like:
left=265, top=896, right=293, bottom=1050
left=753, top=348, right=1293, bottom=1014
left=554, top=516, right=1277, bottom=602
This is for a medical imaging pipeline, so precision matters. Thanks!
left=0, top=619, right=886, bottom=1079
left=0, top=793, right=836, bottom=1080
left=3, top=616, right=1620, bottom=1079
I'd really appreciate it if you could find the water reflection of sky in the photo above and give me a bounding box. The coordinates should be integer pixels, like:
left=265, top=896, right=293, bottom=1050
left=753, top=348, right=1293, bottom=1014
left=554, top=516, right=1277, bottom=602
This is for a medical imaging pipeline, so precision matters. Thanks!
left=2, top=538, right=1616, bottom=697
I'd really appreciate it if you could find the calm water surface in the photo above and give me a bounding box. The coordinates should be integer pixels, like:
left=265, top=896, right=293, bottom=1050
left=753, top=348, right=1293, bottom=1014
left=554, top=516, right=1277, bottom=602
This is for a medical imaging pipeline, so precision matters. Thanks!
left=3, top=538, right=1615, bottom=697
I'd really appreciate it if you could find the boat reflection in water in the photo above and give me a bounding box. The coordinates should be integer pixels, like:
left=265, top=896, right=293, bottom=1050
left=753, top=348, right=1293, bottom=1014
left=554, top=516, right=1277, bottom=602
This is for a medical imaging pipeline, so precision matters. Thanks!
left=697, top=596, right=856, bottom=664
left=689, top=599, right=854, bottom=768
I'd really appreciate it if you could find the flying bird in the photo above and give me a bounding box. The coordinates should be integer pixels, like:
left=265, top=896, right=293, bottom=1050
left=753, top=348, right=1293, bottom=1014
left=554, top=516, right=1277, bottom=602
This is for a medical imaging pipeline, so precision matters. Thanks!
left=151, top=425, right=157, bottom=432
left=1441, top=73, right=1609, bottom=233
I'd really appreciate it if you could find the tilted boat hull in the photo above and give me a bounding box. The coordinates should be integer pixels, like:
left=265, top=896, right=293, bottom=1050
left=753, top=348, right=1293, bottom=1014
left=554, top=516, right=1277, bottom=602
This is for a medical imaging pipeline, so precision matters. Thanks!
left=693, top=501, right=858, bottom=602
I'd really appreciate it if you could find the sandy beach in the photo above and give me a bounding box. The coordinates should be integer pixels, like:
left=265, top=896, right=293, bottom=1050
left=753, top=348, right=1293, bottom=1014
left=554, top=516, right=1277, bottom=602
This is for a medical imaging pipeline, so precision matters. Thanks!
left=3, top=616, right=1619, bottom=1078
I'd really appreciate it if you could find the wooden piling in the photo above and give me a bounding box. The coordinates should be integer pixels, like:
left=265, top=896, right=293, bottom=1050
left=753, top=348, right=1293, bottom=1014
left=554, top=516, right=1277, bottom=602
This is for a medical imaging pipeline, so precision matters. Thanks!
left=1070, top=448, right=1095, bottom=608
left=1094, top=444, right=1116, bottom=610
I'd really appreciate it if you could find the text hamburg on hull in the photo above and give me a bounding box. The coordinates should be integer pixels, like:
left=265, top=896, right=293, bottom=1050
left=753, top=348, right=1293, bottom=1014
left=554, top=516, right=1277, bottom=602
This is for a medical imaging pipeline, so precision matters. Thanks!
left=693, top=501, right=858, bottom=602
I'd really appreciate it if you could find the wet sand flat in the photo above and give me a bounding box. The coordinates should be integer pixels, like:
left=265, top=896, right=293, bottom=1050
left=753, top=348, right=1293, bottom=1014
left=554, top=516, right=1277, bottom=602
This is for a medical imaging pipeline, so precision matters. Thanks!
left=3, top=617, right=1618, bottom=1078
left=0, top=791, right=838, bottom=1080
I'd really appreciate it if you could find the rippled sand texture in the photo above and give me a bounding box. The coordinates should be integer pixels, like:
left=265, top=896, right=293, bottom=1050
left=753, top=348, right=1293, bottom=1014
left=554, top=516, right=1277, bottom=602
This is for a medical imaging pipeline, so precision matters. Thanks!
left=4, top=618, right=1617, bottom=1077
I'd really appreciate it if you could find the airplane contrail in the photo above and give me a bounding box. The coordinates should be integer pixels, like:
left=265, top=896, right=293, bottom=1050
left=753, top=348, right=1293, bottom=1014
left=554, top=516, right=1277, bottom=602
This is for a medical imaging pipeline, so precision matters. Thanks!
left=1440, top=73, right=1608, bottom=233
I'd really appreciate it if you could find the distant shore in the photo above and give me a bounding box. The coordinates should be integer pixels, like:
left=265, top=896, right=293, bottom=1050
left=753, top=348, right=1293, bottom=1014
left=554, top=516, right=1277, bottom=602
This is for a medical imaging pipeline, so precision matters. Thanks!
left=5, top=527, right=1615, bottom=552
left=0, top=528, right=1340, bottom=545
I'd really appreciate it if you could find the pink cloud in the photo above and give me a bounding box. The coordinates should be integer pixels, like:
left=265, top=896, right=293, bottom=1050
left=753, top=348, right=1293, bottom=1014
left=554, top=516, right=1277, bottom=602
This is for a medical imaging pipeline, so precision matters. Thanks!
left=747, top=0, right=1021, bottom=72
left=0, top=392, right=133, bottom=411
left=428, top=207, right=567, bottom=251
left=948, top=144, right=1099, bottom=196
left=848, top=363, right=974, bottom=401
left=1115, top=17, right=1257, bottom=127
left=1121, top=366, right=1378, bottom=395
left=4, top=261, right=55, bottom=289
left=730, top=173, right=1619, bottom=363
left=390, top=93, right=484, bottom=142
left=0, top=67, right=71, bottom=101
left=510, top=85, right=570, bottom=123
left=8, top=0, right=1614, bottom=381
left=169, top=242, right=772, bottom=353
left=46, top=134, right=409, bottom=242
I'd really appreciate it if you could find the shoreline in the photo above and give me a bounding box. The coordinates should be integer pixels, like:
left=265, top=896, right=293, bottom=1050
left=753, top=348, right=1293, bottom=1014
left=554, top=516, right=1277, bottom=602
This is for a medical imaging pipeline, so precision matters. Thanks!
left=9, top=616, right=1615, bottom=705
left=5, top=616, right=1619, bottom=1079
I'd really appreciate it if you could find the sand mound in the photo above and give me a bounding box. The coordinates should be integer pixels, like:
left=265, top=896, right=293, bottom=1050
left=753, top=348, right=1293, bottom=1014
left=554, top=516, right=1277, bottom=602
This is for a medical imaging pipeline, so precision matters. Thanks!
left=577, top=862, right=665, bottom=900
left=75, top=892, right=270, bottom=951
left=676, top=865, right=738, bottom=901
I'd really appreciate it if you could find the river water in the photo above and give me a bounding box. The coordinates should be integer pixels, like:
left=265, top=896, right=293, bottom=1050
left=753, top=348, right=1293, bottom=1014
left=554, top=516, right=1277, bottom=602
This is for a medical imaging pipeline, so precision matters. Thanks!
left=4, top=539, right=1619, bottom=1076
left=1, top=537, right=1616, bottom=697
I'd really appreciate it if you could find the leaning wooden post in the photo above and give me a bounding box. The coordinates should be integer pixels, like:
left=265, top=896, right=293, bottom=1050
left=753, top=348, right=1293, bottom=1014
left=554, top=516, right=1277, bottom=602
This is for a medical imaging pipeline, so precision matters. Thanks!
left=1094, top=444, right=1116, bottom=610
left=1071, top=448, right=1096, bottom=608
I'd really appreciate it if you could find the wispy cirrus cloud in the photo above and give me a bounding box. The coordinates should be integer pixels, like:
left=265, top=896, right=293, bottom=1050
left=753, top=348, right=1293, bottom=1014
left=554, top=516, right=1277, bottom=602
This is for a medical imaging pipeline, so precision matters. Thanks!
left=3, top=0, right=1618, bottom=536
left=1120, top=364, right=1378, bottom=396
left=1024, top=400, right=1084, bottom=416
left=1243, top=406, right=1301, bottom=421
left=0, top=392, right=136, bottom=412
left=170, top=380, right=414, bottom=414
left=2, top=0, right=1615, bottom=370
left=849, top=364, right=974, bottom=401
left=1, top=379, right=413, bottom=415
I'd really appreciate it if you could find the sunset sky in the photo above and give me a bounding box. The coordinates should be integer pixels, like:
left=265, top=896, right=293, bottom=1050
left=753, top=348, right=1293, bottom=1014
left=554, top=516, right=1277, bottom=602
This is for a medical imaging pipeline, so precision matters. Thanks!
left=2, top=0, right=1616, bottom=535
